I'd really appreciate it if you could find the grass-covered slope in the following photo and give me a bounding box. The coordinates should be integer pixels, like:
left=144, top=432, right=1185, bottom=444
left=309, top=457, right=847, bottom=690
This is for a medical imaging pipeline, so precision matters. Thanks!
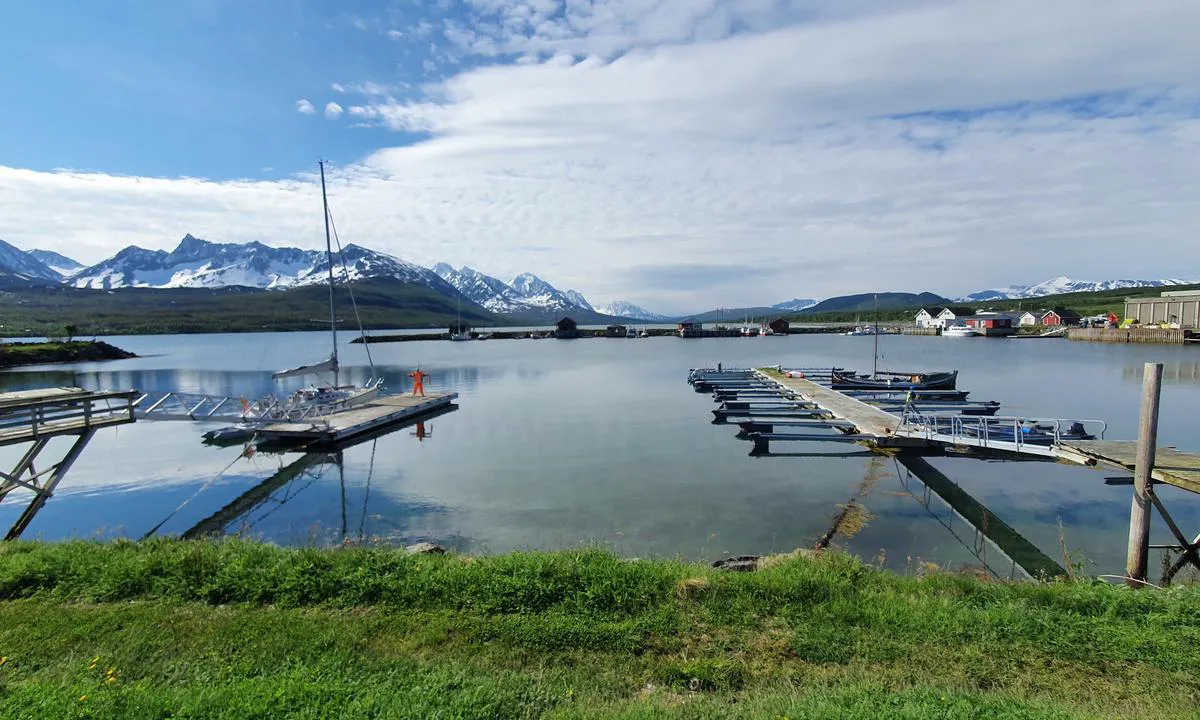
left=1, top=541, right=1198, bottom=718
left=0, top=278, right=506, bottom=337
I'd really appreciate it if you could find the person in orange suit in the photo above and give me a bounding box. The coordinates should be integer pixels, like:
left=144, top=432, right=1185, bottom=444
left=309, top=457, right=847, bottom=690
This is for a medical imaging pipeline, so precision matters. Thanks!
left=408, top=369, right=426, bottom=396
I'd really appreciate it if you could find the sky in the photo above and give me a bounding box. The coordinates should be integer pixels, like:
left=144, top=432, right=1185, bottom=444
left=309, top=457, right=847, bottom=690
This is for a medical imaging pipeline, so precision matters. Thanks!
left=1, top=0, right=1199, bottom=314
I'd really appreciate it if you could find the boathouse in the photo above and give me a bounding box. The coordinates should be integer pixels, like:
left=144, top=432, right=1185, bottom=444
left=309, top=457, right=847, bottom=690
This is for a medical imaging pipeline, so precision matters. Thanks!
left=677, top=319, right=703, bottom=338
left=915, top=307, right=941, bottom=329
left=964, top=314, right=1015, bottom=336
left=555, top=317, right=580, bottom=339
left=934, top=307, right=976, bottom=329
left=768, top=318, right=790, bottom=335
left=605, top=324, right=627, bottom=338
left=1042, top=308, right=1082, bottom=326
left=1124, top=290, right=1200, bottom=328
left=1017, top=311, right=1045, bottom=327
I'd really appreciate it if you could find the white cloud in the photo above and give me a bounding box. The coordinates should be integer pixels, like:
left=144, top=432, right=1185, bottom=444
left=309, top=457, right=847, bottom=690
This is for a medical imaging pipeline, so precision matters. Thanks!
left=295, top=98, right=316, bottom=115
left=331, top=82, right=346, bottom=92
left=5, top=0, right=1200, bottom=314
left=324, top=101, right=344, bottom=118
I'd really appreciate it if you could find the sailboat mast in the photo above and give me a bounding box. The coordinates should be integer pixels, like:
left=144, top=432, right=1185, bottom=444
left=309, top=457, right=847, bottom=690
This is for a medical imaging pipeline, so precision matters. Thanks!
left=320, top=160, right=339, bottom=388
left=872, top=293, right=879, bottom=377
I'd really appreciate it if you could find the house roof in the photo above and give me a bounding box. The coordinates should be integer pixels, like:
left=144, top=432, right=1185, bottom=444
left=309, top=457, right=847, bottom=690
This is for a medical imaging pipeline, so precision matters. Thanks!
left=1045, top=307, right=1081, bottom=320
left=939, top=306, right=976, bottom=316
left=918, top=307, right=941, bottom=316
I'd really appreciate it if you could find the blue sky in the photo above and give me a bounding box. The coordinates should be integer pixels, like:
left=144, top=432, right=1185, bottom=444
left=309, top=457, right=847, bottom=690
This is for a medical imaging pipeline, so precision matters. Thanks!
left=2, top=1, right=1199, bottom=314
left=0, top=1, right=415, bottom=177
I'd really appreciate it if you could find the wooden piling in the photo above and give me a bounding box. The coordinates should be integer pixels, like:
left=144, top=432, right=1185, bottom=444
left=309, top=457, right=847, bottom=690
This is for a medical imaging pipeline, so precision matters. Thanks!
left=1126, top=362, right=1163, bottom=587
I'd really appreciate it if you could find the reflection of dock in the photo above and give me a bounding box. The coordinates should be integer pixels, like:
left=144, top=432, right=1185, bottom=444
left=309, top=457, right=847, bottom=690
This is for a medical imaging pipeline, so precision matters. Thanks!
left=180, top=404, right=459, bottom=539
left=898, top=456, right=1066, bottom=579
left=1, top=387, right=138, bottom=540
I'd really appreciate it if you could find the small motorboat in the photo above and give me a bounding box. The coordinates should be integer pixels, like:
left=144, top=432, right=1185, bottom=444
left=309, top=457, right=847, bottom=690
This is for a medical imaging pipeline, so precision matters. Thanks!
left=831, top=370, right=958, bottom=391
left=202, top=423, right=259, bottom=446
left=942, top=325, right=978, bottom=338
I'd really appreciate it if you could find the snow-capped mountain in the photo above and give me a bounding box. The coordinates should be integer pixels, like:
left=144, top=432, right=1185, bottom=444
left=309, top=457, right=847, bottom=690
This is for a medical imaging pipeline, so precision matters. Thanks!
left=593, top=301, right=669, bottom=321
left=771, top=298, right=820, bottom=312
left=958, top=276, right=1195, bottom=302
left=0, top=238, right=60, bottom=281
left=27, top=249, right=84, bottom=278
left=563, top=289, right=594, bottom=312
left=432, top=264, right=537, bottom=314
left=433, top=264, right=595, bottom=315
left=70, top=234, right=455, bottom=293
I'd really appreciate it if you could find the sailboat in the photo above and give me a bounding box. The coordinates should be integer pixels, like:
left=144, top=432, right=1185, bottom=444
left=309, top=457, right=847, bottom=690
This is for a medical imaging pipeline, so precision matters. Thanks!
left=830, top=294, right=958, bottom=391
left=449, top=290, right=473, bottom=341
left=270, top=160, right=382, bottom=412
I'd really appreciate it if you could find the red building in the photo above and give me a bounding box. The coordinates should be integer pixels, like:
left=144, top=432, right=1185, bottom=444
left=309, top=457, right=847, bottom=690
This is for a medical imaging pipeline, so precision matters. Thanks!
left=1041, top=308, right=1082, bottom=326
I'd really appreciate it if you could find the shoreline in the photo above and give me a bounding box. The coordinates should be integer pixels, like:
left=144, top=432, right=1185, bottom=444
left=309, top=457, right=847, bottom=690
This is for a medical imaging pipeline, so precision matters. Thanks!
left=0, top=340, right=137, bottom=369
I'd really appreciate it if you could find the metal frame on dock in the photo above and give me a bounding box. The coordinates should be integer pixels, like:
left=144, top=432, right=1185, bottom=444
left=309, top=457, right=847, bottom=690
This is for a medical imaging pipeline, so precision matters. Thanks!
left=0, top=388, right=138, bottom=540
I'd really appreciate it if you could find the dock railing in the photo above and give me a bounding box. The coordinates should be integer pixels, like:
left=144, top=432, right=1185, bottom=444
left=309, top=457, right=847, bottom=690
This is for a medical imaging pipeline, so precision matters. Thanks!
left=898, top=410, right=1108, bottom=456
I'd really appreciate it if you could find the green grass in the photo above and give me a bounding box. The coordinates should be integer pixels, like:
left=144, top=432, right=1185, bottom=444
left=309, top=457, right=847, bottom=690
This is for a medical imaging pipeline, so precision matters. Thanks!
left=2, top=540, right=1199, bottom=718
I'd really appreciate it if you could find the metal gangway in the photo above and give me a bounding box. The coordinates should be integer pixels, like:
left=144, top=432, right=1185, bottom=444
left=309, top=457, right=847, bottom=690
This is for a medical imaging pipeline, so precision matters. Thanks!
left=894, top=410, right=1108, bottom=458
left=0, top=388, right=139, bottom=539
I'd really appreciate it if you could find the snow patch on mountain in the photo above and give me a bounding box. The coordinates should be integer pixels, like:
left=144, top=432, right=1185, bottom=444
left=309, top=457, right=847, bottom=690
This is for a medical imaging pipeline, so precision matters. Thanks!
left=434, top=265, right=594, bottom=315
left=958, top=276, right=1196, bottom=302
left=771, top=298, right=820, bottom=312
left=70, top=234, right=453, bottom=292
left=0, top=238, right=60, bottom=281
left=27, top=249, right=84, bottom=278
left=594, top=301, right=669, bottom=320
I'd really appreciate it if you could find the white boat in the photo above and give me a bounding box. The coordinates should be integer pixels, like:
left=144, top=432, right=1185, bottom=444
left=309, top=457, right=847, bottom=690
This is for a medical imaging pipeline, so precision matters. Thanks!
left=845, top=326, right=876, bottom=336
left=625, top=327, right=638, bottom=338
left=942, top=324, right=978, bottom=338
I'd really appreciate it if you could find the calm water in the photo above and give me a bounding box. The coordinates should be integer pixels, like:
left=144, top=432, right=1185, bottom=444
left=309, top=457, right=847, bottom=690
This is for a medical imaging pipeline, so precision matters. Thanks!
left=2, top=331, right=1198, bottom=577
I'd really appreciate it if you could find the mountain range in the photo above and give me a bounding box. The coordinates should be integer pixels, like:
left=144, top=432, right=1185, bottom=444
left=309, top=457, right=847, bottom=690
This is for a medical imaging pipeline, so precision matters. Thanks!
left=0, top=235, right=1193, bottom=321
left=955, top=276, right=1196, bottom=303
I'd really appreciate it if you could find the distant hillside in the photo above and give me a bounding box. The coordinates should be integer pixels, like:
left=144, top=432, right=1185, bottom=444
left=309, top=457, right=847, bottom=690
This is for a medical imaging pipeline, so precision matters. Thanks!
left=802, top=292, right=950, bottom=313
left=684, top=307, right=781, bottom=323
left=0, top=277, right=509, bottom=337
left=974, top=282, right=1200, bottom=318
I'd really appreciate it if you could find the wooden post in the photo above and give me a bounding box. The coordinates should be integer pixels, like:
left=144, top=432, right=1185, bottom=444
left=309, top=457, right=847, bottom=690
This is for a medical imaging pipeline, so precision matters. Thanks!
left=1126, top=362, right=1163, bottom=587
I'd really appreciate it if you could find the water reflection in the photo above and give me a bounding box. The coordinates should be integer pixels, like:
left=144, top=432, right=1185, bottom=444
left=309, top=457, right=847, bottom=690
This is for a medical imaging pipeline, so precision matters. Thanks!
left=4, top=333, right=1199, bottom=575
left=1121, top=361, right=1200, bottom=385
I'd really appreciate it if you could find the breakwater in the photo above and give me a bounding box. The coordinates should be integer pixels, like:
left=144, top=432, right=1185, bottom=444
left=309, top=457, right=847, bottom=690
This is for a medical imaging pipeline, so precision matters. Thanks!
left=1068, top=327, right=1194, bottom=344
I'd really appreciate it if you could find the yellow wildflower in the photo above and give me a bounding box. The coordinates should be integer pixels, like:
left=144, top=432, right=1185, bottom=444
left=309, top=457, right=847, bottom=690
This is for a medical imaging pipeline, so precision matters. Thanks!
left=0, top=656, right=8, bottom=666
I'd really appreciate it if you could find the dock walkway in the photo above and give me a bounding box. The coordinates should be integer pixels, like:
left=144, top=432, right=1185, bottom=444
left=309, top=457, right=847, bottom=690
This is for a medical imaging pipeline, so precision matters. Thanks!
left=255, top=392, right=457, bottom=448
left=757, top=369, right=922, bottom=446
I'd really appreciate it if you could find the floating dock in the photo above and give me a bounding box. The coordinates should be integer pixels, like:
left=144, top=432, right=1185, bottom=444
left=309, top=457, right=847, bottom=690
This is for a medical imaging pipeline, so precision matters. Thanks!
left=252, top=392, right=458, bottom=449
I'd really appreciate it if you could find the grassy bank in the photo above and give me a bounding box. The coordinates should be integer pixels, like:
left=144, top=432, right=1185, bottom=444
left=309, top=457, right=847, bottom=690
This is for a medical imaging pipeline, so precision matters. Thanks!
left=0, top=341, right=136, bottom=369
left=2, top=541, right=1198, bottom=718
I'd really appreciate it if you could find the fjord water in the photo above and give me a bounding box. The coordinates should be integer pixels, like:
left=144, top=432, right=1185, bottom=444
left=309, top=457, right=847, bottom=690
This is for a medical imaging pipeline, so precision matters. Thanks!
left=2, top=331, right=1198, bottom=577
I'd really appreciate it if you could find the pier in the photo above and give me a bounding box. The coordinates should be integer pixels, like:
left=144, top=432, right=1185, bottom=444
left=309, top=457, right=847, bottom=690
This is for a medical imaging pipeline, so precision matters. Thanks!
left=689, top=365, right=1200, bottom=583
left=0, top=388, right=139, bottom=539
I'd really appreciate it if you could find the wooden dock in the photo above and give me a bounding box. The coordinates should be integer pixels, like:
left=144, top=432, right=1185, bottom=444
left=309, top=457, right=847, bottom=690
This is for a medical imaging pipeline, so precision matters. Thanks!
left=0, top=387, right=137, bottom=446
left=255, top=392, right=458, bottom=448
left=1057, top=441, right=1200, bottom=494
left=756, top=369, right=924, bottom=447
